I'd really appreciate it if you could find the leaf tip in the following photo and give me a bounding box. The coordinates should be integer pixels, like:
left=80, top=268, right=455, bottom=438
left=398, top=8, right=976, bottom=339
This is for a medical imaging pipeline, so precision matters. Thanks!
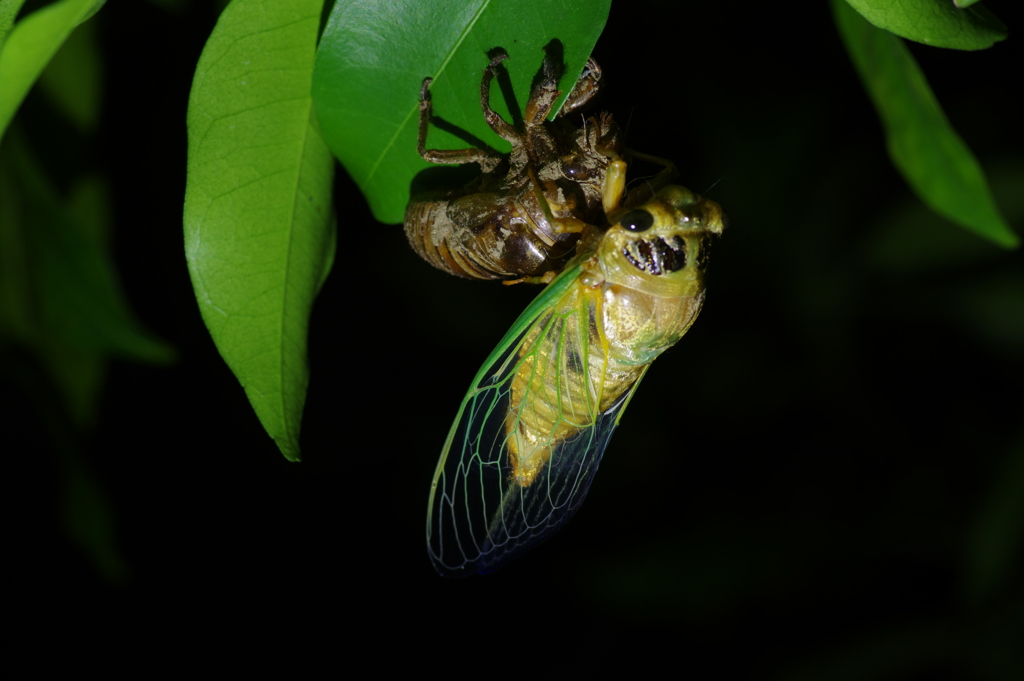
left=278, top=441, right=303, bottom=463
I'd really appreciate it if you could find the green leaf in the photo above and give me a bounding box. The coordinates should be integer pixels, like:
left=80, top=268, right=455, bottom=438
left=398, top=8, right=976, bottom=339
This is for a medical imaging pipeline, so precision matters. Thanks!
left=0, top=129, right=174, bottom=427
left=38, top=14, right=102, bottom=131
left=0, top=0, right=29, bottom=51
left=834, top=0, right=1018, bottom=249
left=184, top=0, right=335, bottom=462
left=0, top=0, right=106, bottom=144
left=311, top=0, right=612, bottom=224
left=843, top=0, right=1006, bottom=50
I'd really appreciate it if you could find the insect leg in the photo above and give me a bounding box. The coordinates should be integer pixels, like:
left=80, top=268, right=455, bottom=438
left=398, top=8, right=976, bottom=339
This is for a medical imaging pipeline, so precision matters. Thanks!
left=602, top=158, right=628, bottom=216
left=501, top=270, right=558, bottom=287
left=617, top=150, right=680, bottom=209
left=558, top=58, right=603, bottom=117
left=522, top=52, right=562, bottom=129
left=526, top=165, right=588, bottom=236
left=417, top=77, right=502, bottom=171
left=625, top=149, right=679, bottom=176
left=589, top=112, right=623, bottom=159
left=480, top=53, right=521, bottom=145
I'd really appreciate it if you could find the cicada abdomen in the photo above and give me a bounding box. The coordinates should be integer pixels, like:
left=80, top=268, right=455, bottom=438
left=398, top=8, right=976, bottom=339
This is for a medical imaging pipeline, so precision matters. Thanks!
left=405, top=53, right=626, bottom=281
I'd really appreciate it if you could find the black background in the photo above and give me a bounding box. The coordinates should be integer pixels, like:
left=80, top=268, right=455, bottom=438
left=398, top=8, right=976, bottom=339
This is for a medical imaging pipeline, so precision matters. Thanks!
left=4, top=0, right=1024, bottom=674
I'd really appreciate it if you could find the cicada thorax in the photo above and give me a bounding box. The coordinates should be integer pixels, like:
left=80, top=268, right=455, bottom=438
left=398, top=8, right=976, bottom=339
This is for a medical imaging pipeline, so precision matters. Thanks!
left=405, top=52, right=624, bottom=281
left=504, top=184, right=726, bottom=487
left=593, top=185, right=725, bottom=362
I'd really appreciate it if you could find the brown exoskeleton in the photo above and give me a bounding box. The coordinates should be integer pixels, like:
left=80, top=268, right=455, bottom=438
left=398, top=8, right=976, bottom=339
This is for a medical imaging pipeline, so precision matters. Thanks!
left=404, top=51, right=630, bottom=282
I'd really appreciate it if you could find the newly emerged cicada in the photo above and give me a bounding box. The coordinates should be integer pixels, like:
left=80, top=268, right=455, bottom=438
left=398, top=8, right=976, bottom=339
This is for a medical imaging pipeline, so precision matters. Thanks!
left=426, top=179, right=727, bottom=576
left=405, top=51, right=626, bottom=281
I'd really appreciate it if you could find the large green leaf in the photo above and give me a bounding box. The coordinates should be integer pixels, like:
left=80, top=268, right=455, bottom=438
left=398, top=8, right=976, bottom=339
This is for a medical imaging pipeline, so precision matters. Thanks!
left=843, top=0, right=1006, bottom=50
left=184, top=0, right=335, bottom=462
left=312, top=0, right=612, bottom=224
left=0, top=0, right=105, bottom=144
left=834, top=0, right=1017, bottom=249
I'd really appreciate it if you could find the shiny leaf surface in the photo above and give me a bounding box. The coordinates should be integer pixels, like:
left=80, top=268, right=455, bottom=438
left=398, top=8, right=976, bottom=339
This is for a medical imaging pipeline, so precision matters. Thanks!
left=184, top=0, right=335, bottom=461
left=311, top=0, right=611, bottom=223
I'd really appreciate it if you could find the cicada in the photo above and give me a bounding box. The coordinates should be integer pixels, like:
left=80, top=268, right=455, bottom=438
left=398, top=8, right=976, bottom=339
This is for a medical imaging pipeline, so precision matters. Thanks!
left=405, top=51, right=626, bottom=281
left=426, top=181, right=727, bottom=576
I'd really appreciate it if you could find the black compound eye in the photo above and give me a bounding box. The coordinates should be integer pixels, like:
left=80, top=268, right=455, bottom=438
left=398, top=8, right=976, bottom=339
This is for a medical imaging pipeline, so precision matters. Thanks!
left=619, top=209, right=654, bottom=232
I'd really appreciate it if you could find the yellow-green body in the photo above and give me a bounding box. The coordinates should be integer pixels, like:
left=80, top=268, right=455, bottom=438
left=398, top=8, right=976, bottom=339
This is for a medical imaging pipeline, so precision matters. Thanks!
left=427, top=183, right=725, bottom=576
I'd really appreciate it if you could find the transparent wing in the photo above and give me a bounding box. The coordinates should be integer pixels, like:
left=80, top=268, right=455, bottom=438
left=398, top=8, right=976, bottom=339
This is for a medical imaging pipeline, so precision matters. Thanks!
left=426, top=266, right=643, bottom=576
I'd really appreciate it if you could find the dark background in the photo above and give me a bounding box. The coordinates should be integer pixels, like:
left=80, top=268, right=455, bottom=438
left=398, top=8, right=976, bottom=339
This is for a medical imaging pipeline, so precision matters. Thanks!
left=4, top=0, right=1023, bottom=674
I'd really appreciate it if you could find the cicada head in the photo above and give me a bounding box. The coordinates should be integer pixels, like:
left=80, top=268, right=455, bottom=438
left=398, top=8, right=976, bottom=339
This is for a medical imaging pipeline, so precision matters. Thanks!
left=596, top=185, right=726, bottom=295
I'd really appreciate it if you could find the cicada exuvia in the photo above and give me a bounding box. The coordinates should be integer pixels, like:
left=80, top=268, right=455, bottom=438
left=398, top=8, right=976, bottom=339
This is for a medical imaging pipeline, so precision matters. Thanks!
left=426, top=179, right=727, bottom=576
left=404, top=50, right=627, bottom=281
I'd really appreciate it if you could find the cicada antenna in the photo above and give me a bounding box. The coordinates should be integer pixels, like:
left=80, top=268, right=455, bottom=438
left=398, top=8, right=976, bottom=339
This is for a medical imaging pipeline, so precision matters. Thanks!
left=703, top=176, right=726, bottom=196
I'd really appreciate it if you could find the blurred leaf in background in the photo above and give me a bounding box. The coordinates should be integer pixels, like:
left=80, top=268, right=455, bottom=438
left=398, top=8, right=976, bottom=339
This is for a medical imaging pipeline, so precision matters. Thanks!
left=0, top=0, right=106, bottom=143
left=844, top=0, right=1007, bottom=50
left=0, top=1, right=172, bottom=583
left=36, top=13, right=100, bottom=132
left=835, top=0, right=1017, bottom=248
